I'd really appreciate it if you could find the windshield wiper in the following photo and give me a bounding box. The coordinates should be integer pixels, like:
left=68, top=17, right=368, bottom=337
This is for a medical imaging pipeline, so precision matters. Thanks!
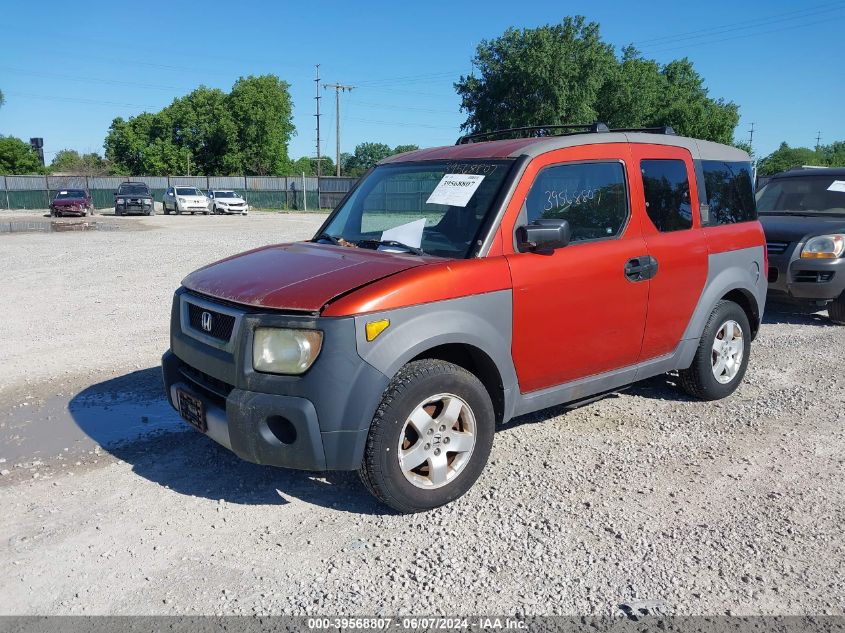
left=357, top=239, right=424, bottom=255
left=313, top=233, right=340, bottom=245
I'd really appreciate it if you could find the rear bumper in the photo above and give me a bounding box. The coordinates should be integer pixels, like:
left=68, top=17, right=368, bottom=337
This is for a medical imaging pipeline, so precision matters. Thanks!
left=768, top=246, right=845, bottom=302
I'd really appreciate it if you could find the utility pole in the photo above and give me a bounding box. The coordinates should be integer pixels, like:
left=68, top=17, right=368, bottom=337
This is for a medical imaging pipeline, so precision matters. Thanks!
left=748, top=122, right=755, bottom=147
left=314, top=64, right=322, bottom=178
left=815, top=131, right=822, bottom=150
left=323, top=82, right=355, bottom=177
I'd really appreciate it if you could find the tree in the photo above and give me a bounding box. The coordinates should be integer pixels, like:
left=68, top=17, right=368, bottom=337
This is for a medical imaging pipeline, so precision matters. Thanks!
left=289, top=155, right=336, bottom=176
left=343, top=143, right=419, bottom=176
left=49, top=149, right=109, bottom=175
left=0, top=136, right=43, bottom=174
left=104, top=75, right=294, bottom=176
left=392, top=144, right=420, bottom=155
left=228, top=75, right=294, bottom=175
left=455, top=17, right=740, bottom=144
left=757, top=143, right=822, bottom=176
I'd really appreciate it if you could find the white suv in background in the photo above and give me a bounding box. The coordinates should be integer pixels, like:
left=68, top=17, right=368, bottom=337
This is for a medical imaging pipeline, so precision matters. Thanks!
left=163, top=187, right=209, bottom=215
left=208, top=190, right=249, bottom=215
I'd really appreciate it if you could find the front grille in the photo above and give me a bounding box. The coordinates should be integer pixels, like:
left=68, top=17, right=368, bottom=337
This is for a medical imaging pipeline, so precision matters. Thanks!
left=187, top=302, right=236, bottom=341
left=766, top=241, right=790, bottom=255
left=793, top=270, right=835, bottom=284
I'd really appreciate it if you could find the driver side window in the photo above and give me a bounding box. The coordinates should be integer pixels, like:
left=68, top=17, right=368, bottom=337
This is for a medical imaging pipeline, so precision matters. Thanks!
left=524, top=162, right=630, bottom=242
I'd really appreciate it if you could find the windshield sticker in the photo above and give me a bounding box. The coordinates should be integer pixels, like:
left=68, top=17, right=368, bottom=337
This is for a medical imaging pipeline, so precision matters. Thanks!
left=426, top=174, right=485, bottom=207
left=827, top=180, right=845, bottom=193
left=59, top=191, right=67, bottom=194
left=380, top=218, right=426, bottom=249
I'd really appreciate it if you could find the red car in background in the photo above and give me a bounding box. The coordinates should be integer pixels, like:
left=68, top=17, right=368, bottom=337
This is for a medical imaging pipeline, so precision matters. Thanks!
left=50, top=189, right=93, bottom=217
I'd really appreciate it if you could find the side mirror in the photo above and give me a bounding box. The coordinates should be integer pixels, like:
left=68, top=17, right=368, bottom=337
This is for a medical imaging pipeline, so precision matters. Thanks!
left=516, top=218, right=571, bottom=252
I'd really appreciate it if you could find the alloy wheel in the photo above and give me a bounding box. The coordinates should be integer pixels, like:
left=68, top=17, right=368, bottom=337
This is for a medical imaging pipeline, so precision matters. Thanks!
left=397, top=393, right=477, bottom=489
left=711, top=319, right=744, bottom=384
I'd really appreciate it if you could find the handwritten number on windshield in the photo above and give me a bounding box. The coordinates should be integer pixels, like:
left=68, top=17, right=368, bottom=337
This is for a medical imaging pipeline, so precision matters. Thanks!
left=544, top=188, right=601, bottom=212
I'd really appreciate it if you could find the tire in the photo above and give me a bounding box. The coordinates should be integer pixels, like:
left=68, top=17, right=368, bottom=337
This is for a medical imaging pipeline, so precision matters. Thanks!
left=358, top=359, right=495, bottom=513
left=678, top=300, right=751, bottom=401
left=829, top=292, right=845, bottom=325
left=163, top=202, right=170, bottom=215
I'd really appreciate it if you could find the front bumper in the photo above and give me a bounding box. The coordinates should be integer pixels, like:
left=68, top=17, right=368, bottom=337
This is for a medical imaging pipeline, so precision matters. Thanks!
left=767, top=243, right=845, bottom=303
left=161, top=289, right=390, bottom=471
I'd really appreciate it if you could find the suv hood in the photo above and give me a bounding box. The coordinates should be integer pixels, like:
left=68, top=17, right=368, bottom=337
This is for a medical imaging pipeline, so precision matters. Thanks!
left=182, top=242, right=431, bottom=312
left=759, top=214, right=845, bottom=242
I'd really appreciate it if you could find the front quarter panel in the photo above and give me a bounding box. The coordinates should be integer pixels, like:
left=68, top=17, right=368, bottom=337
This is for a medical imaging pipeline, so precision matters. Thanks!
left=351, top=290, right=520, bottom=417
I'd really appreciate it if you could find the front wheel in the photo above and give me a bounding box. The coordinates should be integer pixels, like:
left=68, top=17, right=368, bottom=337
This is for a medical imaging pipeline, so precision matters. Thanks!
left=678, top=300, right=751, bottom=400
left=358, top=359, right=495, bottom=513
left=829, top=292, right=845, bottom=325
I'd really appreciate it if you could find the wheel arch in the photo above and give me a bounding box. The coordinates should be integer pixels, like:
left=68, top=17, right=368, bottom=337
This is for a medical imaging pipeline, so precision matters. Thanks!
left=409, top=343, right=506, bottom=425
left=720, top=287, right=760, bottom=339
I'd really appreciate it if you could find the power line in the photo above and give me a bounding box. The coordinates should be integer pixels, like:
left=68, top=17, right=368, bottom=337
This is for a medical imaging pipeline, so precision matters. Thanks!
left=5, top=91, right=157, bottom=109
left=349, top=99, right=459, bottom=115
left=346, top=117, right=457, bottom=131
left=639, top=13, right=843, bottom=54
left=633, top=1, right=844, bottom=47
left=0, top=65, right=181, bottom=91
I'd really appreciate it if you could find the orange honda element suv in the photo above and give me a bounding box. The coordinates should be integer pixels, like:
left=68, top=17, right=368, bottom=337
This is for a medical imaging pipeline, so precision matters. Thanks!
left=163, top=124, right=766, bottom=512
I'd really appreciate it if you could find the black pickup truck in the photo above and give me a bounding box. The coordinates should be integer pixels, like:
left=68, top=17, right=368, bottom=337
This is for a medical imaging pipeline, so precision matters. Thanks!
left=758, top=168, right=845, bottom=324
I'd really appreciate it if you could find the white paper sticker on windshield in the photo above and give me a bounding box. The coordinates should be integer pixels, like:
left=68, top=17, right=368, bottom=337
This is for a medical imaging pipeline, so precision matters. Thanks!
left=426, top=174, right=485, bottom=207
left=380, top=218, right=426, bottom=249
left=827, top=180, right=845, bottom=193
left=60, top=190, right=67, bottom=194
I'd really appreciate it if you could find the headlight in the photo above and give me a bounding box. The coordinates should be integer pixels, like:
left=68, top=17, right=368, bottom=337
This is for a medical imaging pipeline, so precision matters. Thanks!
left=801, top=234, right=845, bottom=259
left=253, top=328, right=323, bottom=375
left=117, top=198, right=125, bottom=204
left=178, top=197, right=186, bottom=203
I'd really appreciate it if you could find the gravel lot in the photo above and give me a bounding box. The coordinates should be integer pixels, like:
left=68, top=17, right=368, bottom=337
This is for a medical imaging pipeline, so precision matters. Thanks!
left=0, top=210, right=843, bottom=616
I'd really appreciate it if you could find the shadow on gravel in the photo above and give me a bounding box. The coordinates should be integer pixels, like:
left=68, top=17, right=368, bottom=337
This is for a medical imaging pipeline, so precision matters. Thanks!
left=763, top=302, right=835, bottom=327
left=69, top=368, right=386, bottom=514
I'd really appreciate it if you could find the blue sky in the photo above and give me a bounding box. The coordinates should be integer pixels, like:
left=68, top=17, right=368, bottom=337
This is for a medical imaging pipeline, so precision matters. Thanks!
left=1, top=0, right=843, bottom=165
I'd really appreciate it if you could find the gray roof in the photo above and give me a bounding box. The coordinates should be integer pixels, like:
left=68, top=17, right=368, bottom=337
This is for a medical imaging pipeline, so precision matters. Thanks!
left=381, top=132, right=750, bottom=164
left=514, top=132, right=750, bottom=161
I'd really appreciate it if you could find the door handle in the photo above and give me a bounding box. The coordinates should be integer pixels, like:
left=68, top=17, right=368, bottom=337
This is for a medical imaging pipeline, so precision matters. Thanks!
left=625, top=256, right=658, bottom=282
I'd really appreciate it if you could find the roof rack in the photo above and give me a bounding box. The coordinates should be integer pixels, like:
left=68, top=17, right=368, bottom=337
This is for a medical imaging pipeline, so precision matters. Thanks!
left=611, top=125, right=676, bottom=136
left=455, top=122, right=675, bottom=145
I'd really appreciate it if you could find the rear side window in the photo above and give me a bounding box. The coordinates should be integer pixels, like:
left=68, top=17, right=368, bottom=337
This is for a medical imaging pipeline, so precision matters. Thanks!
left=524, top=162, right=629, bottom=242
left=702, top=160, right=756, bottom=225
left=641, top=159, right=693, bottom=232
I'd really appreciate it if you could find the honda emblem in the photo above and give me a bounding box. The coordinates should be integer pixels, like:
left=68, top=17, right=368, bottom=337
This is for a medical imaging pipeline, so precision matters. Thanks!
left=201, top=311, right=213, bottom=332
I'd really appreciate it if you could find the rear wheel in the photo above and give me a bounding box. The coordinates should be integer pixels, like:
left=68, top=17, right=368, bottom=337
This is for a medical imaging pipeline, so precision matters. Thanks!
left=359, top=359, right=495, bottom=513
left=679, top=300, right=751, bottom=400
left=829, top=292, right=845, bottom=325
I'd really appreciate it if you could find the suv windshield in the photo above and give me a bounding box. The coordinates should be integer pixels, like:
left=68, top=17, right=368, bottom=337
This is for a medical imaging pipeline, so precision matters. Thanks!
left=119, top=184, right=149, bottom=196
left=176, top=187, right=202, bottom=196
left=318, top=160, right=514, bottom=258
left=214, top=191, right=239, bottom=198
left=55, top=190, right=85, bottom=199
left=756, top=175, right=845, bottom=216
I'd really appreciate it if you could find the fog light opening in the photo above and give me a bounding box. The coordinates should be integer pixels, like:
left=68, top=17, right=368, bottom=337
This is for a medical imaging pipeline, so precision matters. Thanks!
left=265, top=416, right=297, bottom=445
